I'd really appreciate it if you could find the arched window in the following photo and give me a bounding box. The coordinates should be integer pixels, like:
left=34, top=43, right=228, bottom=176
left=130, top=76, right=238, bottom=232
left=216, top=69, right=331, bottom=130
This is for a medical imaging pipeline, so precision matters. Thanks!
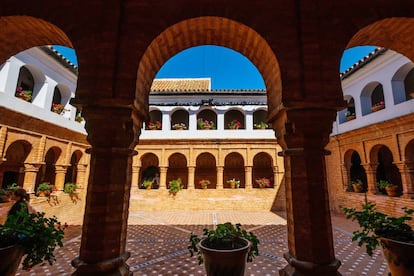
left=253, top=109, right=269, bottom=129
left=139, top=153, right=160, bottom=189
left=252, top=152, right=273, bottom=188
left=166, top=153, right=188, bottom=189
left=224, top=109, right=244, bottom=130
left=147, top=109, right=163, bottom=130
left=171, top=109, right=189, bottom=130
left=223, top=152, right=245, bottom=188
left=197, top=109, right=217, bottom=130
left=370, top=84, right=385, bottom=112
left=51, top=87, right=64, bottom=114
left=15, top=66, right=34, bottom=102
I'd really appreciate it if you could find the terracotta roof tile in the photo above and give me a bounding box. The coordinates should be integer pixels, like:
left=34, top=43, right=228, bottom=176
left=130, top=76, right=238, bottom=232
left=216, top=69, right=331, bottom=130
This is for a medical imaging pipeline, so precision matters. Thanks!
left=150, top=78, right=211, bottom=92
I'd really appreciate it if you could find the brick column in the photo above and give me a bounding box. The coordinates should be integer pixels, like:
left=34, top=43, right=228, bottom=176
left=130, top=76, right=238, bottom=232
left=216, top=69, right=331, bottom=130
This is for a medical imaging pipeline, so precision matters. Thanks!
left=276, top=108, right=341, bottom=276
left=23, top=163, right=42, bottom=194
left=245, top=166, right=252, bottom=189
left=188, top=166, right=195, bottom=189
left=159, top=166, right=168, bottom=189
left=362, top=163, right=378, bottom=195
left=71, top=105, right=139, bottom=276
left=55, top=165, right=68, bottom=191
left=76, top=164, right=88, bottom=189
left=341, top=163, right=350, bottom=191
left=395, top=161, right=414, bottom=199
left=216, top=166, right=224, bottom=189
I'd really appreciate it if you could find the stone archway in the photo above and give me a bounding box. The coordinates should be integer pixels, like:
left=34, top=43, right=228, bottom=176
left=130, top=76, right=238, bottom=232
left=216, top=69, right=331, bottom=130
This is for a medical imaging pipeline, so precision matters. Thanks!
left=223, top=152, right=245, bottom=188
left=252, top=152, right=274, bottom=188
left=1, top=140, right=31, bottom=188
left=195, top=153, right=217, bottom=189
left=166, top=153, right=188, bottom=189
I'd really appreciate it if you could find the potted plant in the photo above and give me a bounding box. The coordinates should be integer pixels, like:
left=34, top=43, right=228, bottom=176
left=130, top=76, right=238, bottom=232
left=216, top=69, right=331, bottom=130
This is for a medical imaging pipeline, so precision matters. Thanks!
left=15, top=86, right=32, bottom=102
left=0, top=188, right=10, bottom=203
left=51, top=103, right=67, bottom=114
left=350, top=179, right=364, bottom=193
left=75, top=113, right=84, bottom=123
left=188, top=222, right=259, bottom=276
left=197, top=118, right=215, bottom=130
left=345, top=111, right=356, bottom=121
left=253, top=121, right=268, bottom=129
left=169, top=178, right=183, bottom=196
left=147, top=120, right=162, bottom=130
left=0, top=210, right=65, bottom=275
left=255, top=177, right=270, bottom=189
left=226, top=178, right=240, bottom=189
left=142, top=179, right=153, bottom=190
left=371, top=101, right=385, bottom=112
left=228, top=119, right=242, bottom=129
left=172, top=123, right=187, bottom=130
left=199, top=179, right=210, bottom=189
left=36, top=182, right=54, bottom=197
left=343, top=202, right=414, bottom=275
left=377, top=180, right=399, bottom=196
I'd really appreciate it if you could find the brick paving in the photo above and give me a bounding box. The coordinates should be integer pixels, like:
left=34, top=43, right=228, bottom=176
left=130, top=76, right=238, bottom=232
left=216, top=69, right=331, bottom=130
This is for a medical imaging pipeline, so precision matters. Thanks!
left=12, top=211, right=388, bottom=275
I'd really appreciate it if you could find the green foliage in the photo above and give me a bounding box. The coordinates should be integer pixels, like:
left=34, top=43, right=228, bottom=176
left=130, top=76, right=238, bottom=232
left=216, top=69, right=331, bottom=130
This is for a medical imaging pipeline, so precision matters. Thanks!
left=169, top=178, right=183, bottom=196
left=37, top=183, right=53, bottom=193
left=377, top=180, right=393, bottom=190
left=0, top=210, right=65, bottom=270
left=188, top=222, right=259, bottom=265
left=343, top=202, right=414, bottom=256
left=64, top=183, right=77, bottom=195
left=142, top=179, right=153, bottom=189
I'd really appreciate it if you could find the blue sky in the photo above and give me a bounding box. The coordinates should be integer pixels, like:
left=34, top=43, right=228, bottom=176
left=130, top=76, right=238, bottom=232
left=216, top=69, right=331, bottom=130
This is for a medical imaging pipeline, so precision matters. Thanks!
left=53, top=45, right=377, bottom=89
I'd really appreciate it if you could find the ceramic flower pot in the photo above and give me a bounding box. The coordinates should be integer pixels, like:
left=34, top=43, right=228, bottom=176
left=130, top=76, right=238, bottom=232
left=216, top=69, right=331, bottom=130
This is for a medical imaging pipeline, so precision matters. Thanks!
left=379, top=237, right=414, bottom=276
left=198, top=237, right=251, bottom=276
left=0, top=245, right=24, bottom=276
left=385, top=185, right=399, bottom=197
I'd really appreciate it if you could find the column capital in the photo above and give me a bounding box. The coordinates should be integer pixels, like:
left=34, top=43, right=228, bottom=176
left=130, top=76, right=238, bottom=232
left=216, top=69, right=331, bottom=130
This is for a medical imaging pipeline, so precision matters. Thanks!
left=82, top=105, right=142, bottom=150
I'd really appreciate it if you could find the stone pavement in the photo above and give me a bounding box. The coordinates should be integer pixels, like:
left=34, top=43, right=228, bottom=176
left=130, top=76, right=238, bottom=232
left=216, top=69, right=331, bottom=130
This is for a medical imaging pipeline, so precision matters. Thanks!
left=13, top=211, right=388, bottom=276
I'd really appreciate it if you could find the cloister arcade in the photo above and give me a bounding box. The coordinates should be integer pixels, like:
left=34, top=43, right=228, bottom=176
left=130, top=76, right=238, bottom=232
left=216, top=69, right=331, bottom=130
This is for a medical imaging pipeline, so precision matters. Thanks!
left=2, top=2, right=414, bottom=275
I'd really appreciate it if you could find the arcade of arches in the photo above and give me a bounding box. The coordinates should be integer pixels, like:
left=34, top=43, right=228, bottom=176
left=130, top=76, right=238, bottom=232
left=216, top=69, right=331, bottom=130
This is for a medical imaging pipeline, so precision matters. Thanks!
left=2, top=1, right=414, bottom=275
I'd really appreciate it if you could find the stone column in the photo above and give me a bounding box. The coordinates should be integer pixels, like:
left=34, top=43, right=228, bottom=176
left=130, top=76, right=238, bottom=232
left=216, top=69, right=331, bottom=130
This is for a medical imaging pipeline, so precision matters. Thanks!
left=159, top=166, right=168, bottom=189
left=188, top=166, right=195, bottom=189
left=76, top=163, right=88, bottom=189
left=55, top=165, right=68, bottom=191
left=362, top=163, right=378, bottom=195
left=395, top=161, right=414, bottom=199
left=132, top=165, right=140, bottom=189
left=23, top=163, right=42, bottom=194
left=275, top=108, right=341, bottom=276
left=71, top=105, right=139, bottom=276
left=245, top=166, right=252, bottom=189
left=216, top=166, right=224, bottom=189
left=273, top=166, right=279, bottom=188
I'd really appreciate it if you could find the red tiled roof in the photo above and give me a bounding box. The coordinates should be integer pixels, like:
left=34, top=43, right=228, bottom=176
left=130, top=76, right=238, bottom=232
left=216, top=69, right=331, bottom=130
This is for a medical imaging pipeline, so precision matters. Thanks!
left=150, top=78, right=211, bottom=92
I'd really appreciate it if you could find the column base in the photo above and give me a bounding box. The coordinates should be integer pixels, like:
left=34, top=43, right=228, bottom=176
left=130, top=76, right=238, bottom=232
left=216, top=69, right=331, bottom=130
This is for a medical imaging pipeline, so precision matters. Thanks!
left=72, top=252, right=131, bottom=276
left=279, top=253, right=341, bottom=276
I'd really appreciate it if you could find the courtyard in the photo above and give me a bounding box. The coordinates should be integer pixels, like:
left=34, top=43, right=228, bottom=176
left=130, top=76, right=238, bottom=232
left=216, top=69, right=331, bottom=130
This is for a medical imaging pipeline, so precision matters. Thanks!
left=12, top=210, right=389, bottom=276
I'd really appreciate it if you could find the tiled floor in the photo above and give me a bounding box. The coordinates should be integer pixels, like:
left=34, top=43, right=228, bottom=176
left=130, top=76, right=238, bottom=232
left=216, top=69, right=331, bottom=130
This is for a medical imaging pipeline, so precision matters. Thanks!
left=15, top=211, right=389, bottom=275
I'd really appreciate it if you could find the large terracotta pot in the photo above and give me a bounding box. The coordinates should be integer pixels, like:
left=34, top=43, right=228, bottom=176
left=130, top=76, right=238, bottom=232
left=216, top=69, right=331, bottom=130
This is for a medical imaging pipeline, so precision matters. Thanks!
left=0, top=245, right=24, bottom=275
left=379, top=237, right=414, bottom=276
left=198, top=237, right=251, bottom=276
left=385, top=185, right=399, bottom=197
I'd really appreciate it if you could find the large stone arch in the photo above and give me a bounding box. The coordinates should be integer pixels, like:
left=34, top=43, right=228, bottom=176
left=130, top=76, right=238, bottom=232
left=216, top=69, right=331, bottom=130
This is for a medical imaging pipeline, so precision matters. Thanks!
left=195, top=152, right=217, bottom=189
left=1, top=140, right=32, bottom=188
left=135, top=16, right=282, bottom=121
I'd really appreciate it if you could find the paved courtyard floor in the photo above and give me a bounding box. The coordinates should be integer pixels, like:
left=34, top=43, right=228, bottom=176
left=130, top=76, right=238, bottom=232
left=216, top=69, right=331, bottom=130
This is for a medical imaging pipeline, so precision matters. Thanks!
left=15, top=211, right=389, bottom=276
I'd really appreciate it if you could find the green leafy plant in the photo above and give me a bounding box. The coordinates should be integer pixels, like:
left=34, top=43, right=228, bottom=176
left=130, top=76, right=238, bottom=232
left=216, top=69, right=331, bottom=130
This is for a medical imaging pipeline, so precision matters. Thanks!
left=199, top=179, right=210, bottom=188
left=253, top=121, right=268, bottom=129
left=188, top=222, right=259, bottom=265
left=169, top=178, right=183, bottom=196
left=0, top=188, right=9, bottom=203
left=64, top=182, right=78, bottom=195
left=142, top=179, right=153, bottom=189
left=377, top=179, right=393, bottom=190
left=36, top=182, right=54, bottom=196
left=0, top=210, right=65, bottom=270
left=343, top=202, right=414, bottom=256
left=226, top=178, right=240, bottom=188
